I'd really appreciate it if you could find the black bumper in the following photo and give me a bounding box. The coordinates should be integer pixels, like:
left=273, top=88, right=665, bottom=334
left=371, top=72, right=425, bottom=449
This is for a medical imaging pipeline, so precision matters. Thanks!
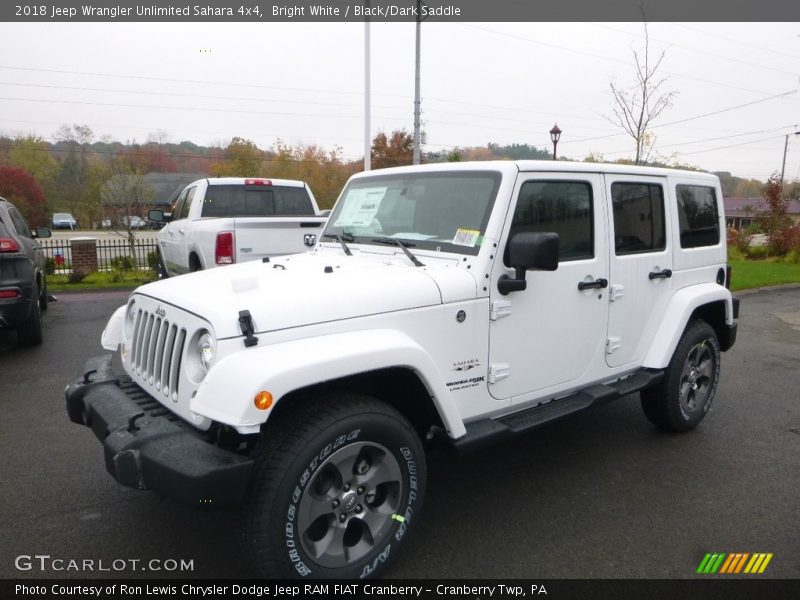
left=65, top=355, right=253, bottom=507
left=719, top=297, right=740, bottom=352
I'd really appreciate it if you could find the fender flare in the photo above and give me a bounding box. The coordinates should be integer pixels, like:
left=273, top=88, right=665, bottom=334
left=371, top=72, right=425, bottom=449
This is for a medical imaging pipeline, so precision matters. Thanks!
left=191, top=328, right=466, bottom=438
left=642, top=283, right=734, bottom=369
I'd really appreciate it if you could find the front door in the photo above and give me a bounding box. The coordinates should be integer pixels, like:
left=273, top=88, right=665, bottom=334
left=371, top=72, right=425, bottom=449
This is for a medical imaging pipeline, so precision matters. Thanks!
left=604, top=175, right=674, bottom=368
left=489, top=173, right=609, bottom=403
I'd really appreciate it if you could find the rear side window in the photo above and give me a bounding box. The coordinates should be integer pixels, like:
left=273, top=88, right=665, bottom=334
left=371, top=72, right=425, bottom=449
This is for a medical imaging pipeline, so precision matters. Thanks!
left=611, top=182, right=666, bottom=255
left=202, top=185, right=314, bottom=218
left=676, top=185, right=720, bottom=248
left=8, top=208, right=32, bottom=238
left=507, top=180, right=594, bottom=264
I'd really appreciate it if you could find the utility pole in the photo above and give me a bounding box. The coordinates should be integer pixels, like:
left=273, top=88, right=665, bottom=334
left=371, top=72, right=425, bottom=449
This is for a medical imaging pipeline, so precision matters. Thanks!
left=412, top=0, right=423, bottom=165
left=780, top=130, right=799, bottom=183
left=364, top=5, right=371, bottom=171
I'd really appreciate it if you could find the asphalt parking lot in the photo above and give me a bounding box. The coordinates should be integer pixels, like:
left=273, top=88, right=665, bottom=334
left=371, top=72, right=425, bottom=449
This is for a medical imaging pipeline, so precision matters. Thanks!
left=0, top=286, right=798, bottom=580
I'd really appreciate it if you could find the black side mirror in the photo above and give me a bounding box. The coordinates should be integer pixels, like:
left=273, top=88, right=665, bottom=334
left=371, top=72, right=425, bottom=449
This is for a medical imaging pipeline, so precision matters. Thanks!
left=33, top=227, right=52, bottom=239
left=498, top=232, right=559, bottom=295
left=148, top=209, right=166, bottom=223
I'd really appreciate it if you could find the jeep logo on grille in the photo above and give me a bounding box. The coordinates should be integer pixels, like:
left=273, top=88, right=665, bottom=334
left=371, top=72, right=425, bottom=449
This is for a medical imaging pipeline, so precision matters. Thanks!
left=304, top=234, right=317, bottom=247
left=155, top=306, right=166, bottom=318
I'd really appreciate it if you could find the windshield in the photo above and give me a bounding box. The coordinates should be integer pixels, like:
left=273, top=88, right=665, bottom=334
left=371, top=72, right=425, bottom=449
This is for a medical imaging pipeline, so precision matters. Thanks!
left=324, top=171, right=501, bottom=256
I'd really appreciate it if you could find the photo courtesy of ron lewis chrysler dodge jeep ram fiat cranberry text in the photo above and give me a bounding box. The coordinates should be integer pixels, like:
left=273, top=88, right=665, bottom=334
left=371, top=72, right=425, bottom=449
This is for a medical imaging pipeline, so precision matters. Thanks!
left=66, top=161, right=739, bottom=579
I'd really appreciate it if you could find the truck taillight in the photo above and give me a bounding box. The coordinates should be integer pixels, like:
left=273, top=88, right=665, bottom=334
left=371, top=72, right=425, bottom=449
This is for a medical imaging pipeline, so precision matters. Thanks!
left=0, top=238, right=20, bottom=252
left=0, top=289, right=21, bottom=298
left=245, top=179, right=272, bottom=186
left=215, top=231, right=235, bottom=265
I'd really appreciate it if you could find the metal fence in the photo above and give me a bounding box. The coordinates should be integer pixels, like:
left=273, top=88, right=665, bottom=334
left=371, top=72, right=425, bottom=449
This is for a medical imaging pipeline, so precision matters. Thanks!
left=39, top=238, right=158, bottom=275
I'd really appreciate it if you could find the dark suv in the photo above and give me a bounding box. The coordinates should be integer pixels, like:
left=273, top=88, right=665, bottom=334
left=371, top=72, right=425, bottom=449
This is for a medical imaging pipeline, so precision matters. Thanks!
left=0, top=198, right=51, bottom=345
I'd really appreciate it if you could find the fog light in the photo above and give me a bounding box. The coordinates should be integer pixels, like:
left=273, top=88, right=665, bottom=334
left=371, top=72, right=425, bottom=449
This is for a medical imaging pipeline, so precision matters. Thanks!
left=254, top=391, right=273, bottom=411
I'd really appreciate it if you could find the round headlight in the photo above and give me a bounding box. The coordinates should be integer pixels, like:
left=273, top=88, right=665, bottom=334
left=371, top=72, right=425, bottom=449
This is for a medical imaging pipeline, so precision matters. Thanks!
left=198, top=331, right=215, bottom=373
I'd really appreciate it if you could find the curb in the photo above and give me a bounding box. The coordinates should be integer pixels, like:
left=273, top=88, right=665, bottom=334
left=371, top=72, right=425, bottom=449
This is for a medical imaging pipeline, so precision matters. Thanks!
left=734, top=282, right=800, bottom=296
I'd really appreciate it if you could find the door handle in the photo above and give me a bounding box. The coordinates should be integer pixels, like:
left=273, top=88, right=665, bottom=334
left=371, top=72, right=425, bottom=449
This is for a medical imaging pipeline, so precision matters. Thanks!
left=649, top=268, right=672, bottom=280
left=577, top=278, right=608, bottom=290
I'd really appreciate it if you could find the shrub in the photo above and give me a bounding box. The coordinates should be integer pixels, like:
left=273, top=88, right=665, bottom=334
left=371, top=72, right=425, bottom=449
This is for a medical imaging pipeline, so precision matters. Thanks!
left=726, top=227, right=750, bottom=254
left=45, top=257, right=55, bottom=275
left=727, top=246, right=745, bottom=261
left=68, top=271, right=87, bottom=284
left=147, top=250, right=159, bottom=273
left=110, top=255, right=135, bottom=271
left=784, top=248, right=800, bottom=265
left=746, top=245, right=768, bottom=259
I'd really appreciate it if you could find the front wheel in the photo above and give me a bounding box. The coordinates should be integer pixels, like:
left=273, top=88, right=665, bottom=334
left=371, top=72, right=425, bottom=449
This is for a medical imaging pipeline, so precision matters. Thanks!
left=641, top=319, right=721, bottom=432
left=240, top=394, right=425, bottom=579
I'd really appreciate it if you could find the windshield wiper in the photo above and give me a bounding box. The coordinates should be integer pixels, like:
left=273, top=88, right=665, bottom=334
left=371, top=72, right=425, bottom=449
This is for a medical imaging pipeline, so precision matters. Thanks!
left=371, top=237, right=425, bottom=267
left=322, top=232, right=354, bottom=256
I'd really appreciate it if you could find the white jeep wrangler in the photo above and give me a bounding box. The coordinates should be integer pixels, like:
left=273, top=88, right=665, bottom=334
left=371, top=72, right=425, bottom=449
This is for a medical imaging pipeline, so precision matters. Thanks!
left=66, top=161, right=739, bottom=579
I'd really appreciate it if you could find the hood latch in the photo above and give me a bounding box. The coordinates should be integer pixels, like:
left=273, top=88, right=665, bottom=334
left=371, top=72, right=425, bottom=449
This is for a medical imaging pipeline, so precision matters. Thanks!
left=238, top=310, right=259, bottom=348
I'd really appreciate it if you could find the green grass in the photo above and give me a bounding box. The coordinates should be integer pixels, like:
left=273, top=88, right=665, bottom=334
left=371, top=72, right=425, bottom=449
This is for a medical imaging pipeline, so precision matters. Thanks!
left=48, top=270, right=157, bottom=292
left=729, top=259, right=800, bottom=291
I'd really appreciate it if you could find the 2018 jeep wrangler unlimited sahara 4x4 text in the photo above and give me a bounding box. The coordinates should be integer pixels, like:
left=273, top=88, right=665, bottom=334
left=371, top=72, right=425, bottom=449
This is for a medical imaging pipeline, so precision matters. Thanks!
left=66, top=161, right=738, bottom=579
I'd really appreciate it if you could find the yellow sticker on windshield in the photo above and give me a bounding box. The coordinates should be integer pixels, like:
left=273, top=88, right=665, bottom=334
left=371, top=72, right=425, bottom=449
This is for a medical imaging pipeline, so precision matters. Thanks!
left=452, top=228, right=480, bottom=247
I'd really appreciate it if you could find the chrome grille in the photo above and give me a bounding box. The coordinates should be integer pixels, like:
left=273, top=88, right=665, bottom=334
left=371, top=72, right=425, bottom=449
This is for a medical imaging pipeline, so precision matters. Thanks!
left=130, top=308, right=186, bottom=401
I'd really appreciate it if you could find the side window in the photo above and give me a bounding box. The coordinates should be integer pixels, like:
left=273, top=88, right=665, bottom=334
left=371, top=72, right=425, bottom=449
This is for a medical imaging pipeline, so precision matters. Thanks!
left=506, top=180, right=593, bottom=265
left=611, top=182, right=666, bottom=254
left=8, top=208, right=32, bottom=239
left=172, top=189, right=188, bottom=220
left=676, top=185, right=720, bottom=248
left=180, top=187, right=196, bottom=219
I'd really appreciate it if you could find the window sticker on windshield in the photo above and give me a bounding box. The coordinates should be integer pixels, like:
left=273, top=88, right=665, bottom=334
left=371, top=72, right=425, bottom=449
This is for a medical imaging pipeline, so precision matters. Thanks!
left=452, top=228, right=480, bottom=247
left=333, top=187, right=387, bottom=228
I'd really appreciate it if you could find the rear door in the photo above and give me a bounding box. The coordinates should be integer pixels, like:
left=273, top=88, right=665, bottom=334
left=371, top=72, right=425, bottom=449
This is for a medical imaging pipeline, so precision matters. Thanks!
left=605, top=175, right=674, bottom=368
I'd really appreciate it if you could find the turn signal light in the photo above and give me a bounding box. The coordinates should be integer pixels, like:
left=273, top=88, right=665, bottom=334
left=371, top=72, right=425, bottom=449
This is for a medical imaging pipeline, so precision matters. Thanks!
left=254, top=391, right=273, bottom=411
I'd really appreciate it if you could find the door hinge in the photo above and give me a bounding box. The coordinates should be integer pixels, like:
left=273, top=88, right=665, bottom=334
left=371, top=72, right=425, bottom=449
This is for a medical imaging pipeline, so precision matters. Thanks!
left=488, top=363, right=511, bottom=383
left=606, top=336, right=622, bottom=354
left=609, top=284, right=624, bottom=302
left=490, top=300, right=512, bottom=320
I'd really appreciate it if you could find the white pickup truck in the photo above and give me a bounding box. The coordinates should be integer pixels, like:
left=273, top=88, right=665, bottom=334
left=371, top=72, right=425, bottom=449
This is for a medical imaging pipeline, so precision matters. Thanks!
left=149, top=177, right=327, bottom=276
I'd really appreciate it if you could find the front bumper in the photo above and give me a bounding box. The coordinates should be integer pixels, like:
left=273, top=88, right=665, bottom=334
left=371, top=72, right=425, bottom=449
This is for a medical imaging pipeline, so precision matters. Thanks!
left=65, top=355, right=253, bottom=507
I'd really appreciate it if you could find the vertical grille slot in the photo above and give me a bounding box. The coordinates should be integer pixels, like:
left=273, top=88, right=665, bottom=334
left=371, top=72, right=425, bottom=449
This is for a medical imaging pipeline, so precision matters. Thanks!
left=145, top=317, right=162, bottom=383
left=153, top=321, right=169, bottom=390
left=169, top=328, right=187, bottom=401
left=139, top=314, right=155, bottom=375
left=160, top=324, right=177, bottom=396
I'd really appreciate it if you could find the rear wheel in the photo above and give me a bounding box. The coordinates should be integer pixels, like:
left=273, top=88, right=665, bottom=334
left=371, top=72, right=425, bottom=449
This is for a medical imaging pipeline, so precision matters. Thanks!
left=39, top=276, right=48, bottom=311
left=641, top=319, right=720, bottom=432
left=17, top=283, right=43, bottom=346
left=240, top=394, right=425, bottom=579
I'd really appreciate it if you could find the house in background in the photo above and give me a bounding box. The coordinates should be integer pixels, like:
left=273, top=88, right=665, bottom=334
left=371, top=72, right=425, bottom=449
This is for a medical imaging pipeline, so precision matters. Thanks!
left=724, top=197, right=800, bottom=230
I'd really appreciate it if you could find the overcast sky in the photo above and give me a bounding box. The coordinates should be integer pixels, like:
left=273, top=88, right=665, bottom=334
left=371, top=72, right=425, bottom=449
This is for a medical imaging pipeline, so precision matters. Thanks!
left=0, top=21, right=798, bottom=180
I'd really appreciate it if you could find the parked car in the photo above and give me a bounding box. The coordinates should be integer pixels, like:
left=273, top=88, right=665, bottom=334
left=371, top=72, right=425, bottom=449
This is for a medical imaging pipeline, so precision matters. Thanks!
left=148, top=177, right=327, bottom=277
left=121, top=216, right=147, bottom=229
left=51, top=212, right=77, bottom=230
left=1, top=198, right=51, bottom=345
left=67, top=161, right=738, bottom=578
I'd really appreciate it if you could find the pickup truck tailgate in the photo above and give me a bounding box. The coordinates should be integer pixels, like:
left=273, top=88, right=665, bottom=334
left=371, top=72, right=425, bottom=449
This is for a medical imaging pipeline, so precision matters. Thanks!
left=233, top=217, right=326, bottom=262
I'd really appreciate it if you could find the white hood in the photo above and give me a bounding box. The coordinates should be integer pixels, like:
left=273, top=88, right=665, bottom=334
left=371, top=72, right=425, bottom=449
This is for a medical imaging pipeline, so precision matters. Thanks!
left=134, top=251, right=477, bottom=339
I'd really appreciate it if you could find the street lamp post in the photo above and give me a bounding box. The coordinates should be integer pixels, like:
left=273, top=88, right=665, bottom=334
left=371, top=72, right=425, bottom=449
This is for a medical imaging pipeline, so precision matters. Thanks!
left=550, top=124, right=562, bottom=160
left=780, top=130, right=800, bottom=183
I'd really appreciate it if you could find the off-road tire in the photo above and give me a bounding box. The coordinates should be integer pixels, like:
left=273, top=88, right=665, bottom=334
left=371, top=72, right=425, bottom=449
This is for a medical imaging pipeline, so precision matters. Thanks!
left=240, top=394, right=426, bottom=579
left=39, top=276, right=48, bottom=311
left=17, top=282, right=43, bottom=346
left=641, top=319, right=720, bottom=432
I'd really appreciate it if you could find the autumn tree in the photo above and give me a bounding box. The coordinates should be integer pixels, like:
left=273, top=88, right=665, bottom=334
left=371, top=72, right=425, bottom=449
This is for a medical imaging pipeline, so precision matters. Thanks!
left=758, top=173, right=795, bottom=255
left=0, top=167, right=47, bottom=226
left=608, top=21, right=677, bottom=165
left=371, top=130, right=413, bottom=169
left=53, top=124, right=96, bottom=220
left=100, top=160, right=155, bottom=248
left=211, top=137, right=265, bottom=176
left=267, top=141, right=353, bottom=209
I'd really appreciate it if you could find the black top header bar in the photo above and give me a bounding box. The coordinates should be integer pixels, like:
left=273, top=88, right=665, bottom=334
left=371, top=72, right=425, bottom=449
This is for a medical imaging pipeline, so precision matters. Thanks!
left=4, top=0, right=800, bottom=22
